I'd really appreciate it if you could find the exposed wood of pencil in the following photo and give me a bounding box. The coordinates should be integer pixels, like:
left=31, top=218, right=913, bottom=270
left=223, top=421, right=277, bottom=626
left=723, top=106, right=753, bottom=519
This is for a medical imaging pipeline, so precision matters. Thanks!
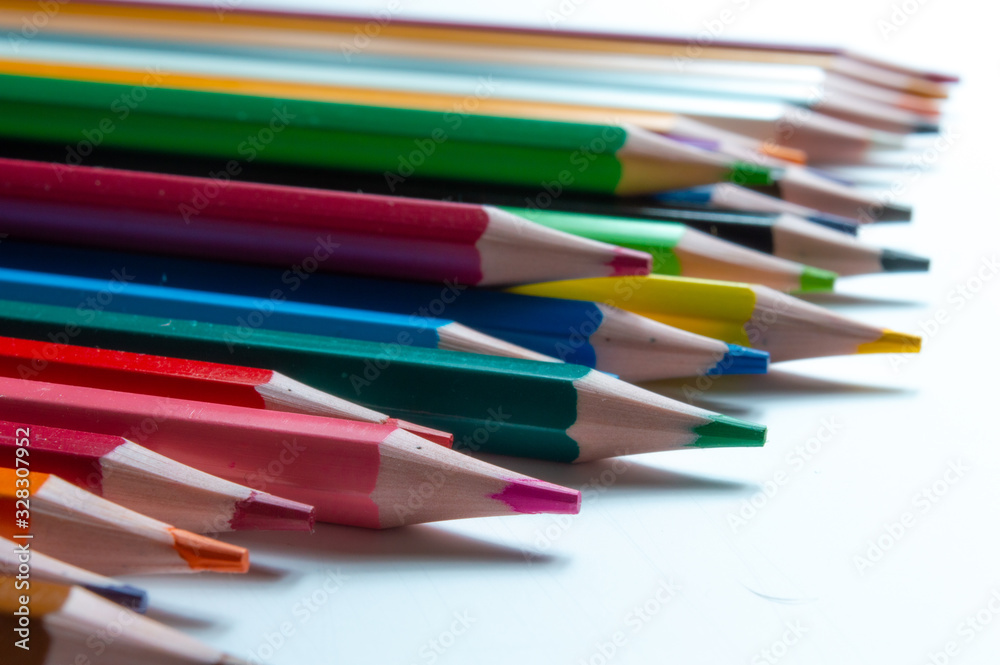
left=507, top=275, right=922, bottom=361
left=0, top=468, right=249, bottom=575
left=0, top=421, right=316, bottom=533
left=0, top=577, right=250, bottom=664
left=0, top=379, right=582, bottom=526
left=0, top=536, right=148, bottom=611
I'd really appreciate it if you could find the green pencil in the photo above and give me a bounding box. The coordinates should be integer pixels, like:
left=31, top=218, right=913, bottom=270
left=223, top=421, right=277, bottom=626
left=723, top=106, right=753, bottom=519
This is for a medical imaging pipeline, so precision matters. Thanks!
left=508, top=207, right=837, bottom=292
left=0, top=298, right=765, bottom=463
left=0, top=71, right=774, bottom=196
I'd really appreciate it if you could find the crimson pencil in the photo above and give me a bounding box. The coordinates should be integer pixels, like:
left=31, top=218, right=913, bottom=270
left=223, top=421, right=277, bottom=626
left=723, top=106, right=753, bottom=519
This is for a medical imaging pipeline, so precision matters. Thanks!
left=0, top=157, right=651, bottom=286
left=0, top=378, right=581, bottom=527
left=0, top=420, right=316, bottom=533
left=0, top=334, right=452, bottom=446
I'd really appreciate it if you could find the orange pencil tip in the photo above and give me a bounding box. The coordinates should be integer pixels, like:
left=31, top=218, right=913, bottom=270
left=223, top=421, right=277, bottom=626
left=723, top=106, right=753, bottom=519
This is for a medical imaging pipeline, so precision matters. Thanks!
left=759, top=143, right=808, bottom=165
left=171, top=529, right=250, bottom=573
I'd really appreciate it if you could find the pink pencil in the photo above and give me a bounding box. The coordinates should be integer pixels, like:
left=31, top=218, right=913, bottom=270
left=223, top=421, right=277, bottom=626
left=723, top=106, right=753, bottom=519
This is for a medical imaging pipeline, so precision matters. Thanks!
left=0, top=421, right=316, bottom=533
left=0, top=378, right=581, bottom=528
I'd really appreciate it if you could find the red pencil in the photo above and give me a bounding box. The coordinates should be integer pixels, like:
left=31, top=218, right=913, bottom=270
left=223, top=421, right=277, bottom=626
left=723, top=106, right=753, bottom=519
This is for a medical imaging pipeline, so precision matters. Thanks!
left=0, top=334, right=452, bottom=446
left=0, top=421, right=315, bottom=533
left=0, top=157, right=651, bottom=286
left=0, top=378, right=581, bottom=528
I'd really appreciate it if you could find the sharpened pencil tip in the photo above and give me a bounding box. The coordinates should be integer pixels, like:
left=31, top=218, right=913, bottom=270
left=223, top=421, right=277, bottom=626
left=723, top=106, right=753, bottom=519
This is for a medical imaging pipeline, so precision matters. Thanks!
left=857, top=330, right=922, bottom=354
left=760, top=143, right=807, bottom=165
left=798, top=266, right=838, bottom=292
left=492, top=479, right=581, bottom=515
left=691, top=414, right=767, bottom=448
left=169, top=528, right=250, bottom=573
left=229, top=491, right=317, bottom=532
left=82, top=584, right=149, bottom=613
left=880, top=248, right=931, bottom=272
left=608, top=246, right=653, bottom=277
left=729, top=161, right=777, bottom=186
left=711, top=344, right=770, bottom=376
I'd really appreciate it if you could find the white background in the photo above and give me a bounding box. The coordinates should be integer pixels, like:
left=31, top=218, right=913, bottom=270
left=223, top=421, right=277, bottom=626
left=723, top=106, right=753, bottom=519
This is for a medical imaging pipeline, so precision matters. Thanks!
left=109, top=1, right=1000, bottom=663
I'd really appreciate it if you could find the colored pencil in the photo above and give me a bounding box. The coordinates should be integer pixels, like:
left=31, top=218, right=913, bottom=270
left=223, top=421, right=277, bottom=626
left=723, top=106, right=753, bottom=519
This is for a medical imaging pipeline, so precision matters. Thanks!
left=0, top=467, right=249, bottom=575
left=0, top=54, right=904, bottom=219
left=0, top=420, right=316, bottom=533
left=0, top=240, right=769, bottom=382
left=0, top=158, right=651, bottom=286
left=748, top=166, right=912, bottom=221
left=0, top=73, right=777, bottom=196
left=0, top=378, right=583, bottom=525
left=0, top=1, right=954, bottom=95
left=0, top=536, right=148, bottom=612
left=0, top=332, right=452, bottom=446
left=51, top=159, right=919, bottom=276
left=510, top=207, right=926, bottom=276
left=508, top=206, right=837, bottom=292
left=0, top=299, right=768, bottom=462
left=0, top=54, right=808, bottom=165
left=0, top=266, right=555, bottom=363
left=0, top=577, right=250, bottom=664
left=507, top=275, right=922, bottom=362
left=0, top=48, right=890, bottom=165
left=655, top=183, right=868, bottom=225
left=88, top=31, right=933, bottom=134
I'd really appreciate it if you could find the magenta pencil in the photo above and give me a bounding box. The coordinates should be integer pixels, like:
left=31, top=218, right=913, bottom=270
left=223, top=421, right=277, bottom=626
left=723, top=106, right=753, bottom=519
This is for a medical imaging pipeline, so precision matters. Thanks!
left=0, top=157, right=651, bottom=286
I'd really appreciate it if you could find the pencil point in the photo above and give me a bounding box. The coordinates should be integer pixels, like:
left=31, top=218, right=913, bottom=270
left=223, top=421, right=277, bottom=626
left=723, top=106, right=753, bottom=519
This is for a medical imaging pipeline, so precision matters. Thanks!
left=82, top=584, right=149, bottom=613
left=759, top=144, right=807, bottom=165
left=492, top=479, right=581, bottom=515
left=879, top=248, right=930, bottom=272
left=798, top=266, right=838, bottom=292
left=691, top=414, right=767, bottom=448
left=728, top=161, right=777, bottom=186
left=857, top=330, right=922, bottom=354
left=711, top=344, right=770, bottom=376
left=878, top=204, right=913, bottom=222
left=229, top=491, right=317, bottom=532
left=608, top=246, right=653, bottom=276
left=169, top=529, right=250, bottom=573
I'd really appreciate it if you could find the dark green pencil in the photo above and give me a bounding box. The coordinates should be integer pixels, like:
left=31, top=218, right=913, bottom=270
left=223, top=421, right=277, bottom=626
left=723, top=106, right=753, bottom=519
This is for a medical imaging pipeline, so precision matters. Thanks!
left=0, top=299, right=765, bottom=463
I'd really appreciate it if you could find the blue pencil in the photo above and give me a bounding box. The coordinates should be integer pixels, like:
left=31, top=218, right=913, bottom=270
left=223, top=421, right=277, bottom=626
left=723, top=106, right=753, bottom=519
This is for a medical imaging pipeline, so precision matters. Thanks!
left=655, top=184, right=861, bottom=233
left=0, top=240, right=768, bottom=381
left=0, top=266, right=554, bottom=362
